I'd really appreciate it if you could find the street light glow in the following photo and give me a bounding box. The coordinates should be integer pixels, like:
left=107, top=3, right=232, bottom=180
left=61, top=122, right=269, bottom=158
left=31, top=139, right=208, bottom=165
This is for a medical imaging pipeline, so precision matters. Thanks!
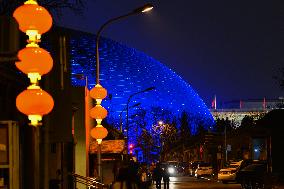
left=133, top=3, right=154, bottom=13
left=142, top=6, right=153, bottom=13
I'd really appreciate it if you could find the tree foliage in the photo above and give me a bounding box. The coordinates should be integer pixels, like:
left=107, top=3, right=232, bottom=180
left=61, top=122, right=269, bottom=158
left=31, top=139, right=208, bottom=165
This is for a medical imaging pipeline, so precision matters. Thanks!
left=179, top=111, right=191, bottom=140
left=137, top=129, right=154, bottom=162
left=214, top=118, right=232, bottom=134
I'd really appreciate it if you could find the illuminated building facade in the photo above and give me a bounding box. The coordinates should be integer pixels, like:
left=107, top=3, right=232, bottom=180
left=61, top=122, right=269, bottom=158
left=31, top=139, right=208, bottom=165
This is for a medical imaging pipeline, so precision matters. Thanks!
left=68, top=29, right=215, bottom=141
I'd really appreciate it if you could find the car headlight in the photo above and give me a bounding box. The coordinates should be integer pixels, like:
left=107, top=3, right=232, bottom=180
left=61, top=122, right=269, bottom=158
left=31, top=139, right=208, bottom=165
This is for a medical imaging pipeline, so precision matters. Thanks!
left=168, top=167, right=175, bottom=174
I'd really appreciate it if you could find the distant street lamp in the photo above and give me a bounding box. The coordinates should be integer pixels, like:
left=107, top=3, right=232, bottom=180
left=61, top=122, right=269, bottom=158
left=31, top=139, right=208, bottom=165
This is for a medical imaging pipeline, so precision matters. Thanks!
left=89, top=4, right=154, bottom=181
left=126, top=87, right=155, bottom=154
left=119, top=102, right=141, bottom=133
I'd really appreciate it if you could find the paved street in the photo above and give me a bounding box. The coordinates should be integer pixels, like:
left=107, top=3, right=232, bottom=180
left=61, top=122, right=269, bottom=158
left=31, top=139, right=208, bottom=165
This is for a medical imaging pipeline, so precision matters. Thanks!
left=149, top=176, right=241, bottom=189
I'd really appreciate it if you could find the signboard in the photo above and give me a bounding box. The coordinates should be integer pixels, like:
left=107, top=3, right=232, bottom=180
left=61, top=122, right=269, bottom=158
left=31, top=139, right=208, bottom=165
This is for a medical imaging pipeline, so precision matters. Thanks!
left=89, top=140, right=125, bottom=154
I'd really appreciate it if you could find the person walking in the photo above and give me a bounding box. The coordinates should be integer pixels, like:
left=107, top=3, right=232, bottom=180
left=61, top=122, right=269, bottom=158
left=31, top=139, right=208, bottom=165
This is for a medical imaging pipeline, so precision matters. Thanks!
left=153, top=164, right=163, bottom=189
left=162, top=168, right=170, bottom=189
left=149, top=162, right=156, bottom=184
left=137, top=163, right=149, bottom=189
left=111, top=162, right=139, bottom=189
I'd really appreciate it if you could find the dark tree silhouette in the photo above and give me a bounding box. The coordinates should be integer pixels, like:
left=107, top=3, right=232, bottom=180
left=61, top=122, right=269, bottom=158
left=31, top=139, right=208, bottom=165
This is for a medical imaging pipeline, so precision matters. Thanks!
left=179, top=111, right=191, bottom=142
left=159, top=121, right=177, bottom=161
left=137, top=129, right=154, bottom=163
left=149, top=106, right=174, bottom=124
left=214, top=118, right=232, bottom=134
left=240, top=115, right=255, bottom=128
left=0, top=0, right=91, bottom=16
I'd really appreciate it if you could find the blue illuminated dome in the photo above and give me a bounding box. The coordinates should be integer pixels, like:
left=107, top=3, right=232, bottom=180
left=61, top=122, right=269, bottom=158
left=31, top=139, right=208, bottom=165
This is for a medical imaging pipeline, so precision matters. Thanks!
left=69, top=31, right=214, bottom=134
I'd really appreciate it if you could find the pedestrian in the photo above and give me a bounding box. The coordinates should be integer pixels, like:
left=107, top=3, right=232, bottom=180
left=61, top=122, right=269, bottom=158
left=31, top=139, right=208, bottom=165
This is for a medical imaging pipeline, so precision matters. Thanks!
left=113, top=160, right=120, bottom=181
left=153, top=163, right=163, bottom=189
left=111, top=163, right=139, bottom=189
left=137, top=163, right=149, bottom=189
left=162, top=168, right=170, bottom=189
left=149, top=162, right=156, bottom=184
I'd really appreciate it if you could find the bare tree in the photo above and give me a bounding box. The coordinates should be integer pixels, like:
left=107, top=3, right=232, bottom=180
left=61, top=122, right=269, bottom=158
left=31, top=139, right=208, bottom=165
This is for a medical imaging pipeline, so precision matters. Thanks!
left=0, top=0, right=93, bottom=16
left=179, top=111, right=191, bottom=141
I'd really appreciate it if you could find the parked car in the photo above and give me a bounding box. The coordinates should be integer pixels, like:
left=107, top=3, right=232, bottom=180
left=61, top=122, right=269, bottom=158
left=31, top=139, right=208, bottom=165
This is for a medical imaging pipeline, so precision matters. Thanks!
left=218, top=160, right=243, bottom=183
left=235, top=161, right=277, bottom=189
left=194, top=162, right=213, bottom=178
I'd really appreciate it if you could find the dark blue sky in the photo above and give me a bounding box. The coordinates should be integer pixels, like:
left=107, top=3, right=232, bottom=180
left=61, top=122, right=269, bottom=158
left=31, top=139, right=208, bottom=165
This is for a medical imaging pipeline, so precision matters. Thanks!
left=56, top=0, right=283, bottom=106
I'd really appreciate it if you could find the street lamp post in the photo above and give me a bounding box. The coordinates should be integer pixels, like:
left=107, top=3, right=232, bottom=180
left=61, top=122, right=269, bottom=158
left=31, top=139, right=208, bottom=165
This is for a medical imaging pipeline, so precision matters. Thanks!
left=119, top=103, right=141, bottom=133
left=224, top=123, right=227, bottom=163
left=126, top=87, right=155, bottom=154
left=95, top=3, right=153, bottom=84
left=90, top=4, right=154, bottom=181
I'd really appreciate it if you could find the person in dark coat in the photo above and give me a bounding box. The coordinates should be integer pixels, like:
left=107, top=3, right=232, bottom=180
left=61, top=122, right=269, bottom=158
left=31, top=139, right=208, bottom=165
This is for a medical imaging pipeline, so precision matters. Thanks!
left=153, top=164, right=163, bottom=189
left=111, top=165, right=139, bottom=189
left=162, top=168, right=170, bottom=189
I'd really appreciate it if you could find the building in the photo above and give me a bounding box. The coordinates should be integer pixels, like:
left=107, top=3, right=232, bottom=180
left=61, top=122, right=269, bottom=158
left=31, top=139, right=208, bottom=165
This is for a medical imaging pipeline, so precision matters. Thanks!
left=0, top=25, right=216, bottom=189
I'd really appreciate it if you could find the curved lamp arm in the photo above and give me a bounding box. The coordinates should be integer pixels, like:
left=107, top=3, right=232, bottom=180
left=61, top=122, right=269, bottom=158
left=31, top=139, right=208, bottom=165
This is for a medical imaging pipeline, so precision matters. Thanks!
left=95, top=3, right=153, bottom=84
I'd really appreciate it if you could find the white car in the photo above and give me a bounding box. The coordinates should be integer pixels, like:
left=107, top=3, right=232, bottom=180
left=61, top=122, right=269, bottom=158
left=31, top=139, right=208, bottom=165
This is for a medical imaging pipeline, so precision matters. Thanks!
left=194, top=163, right=213, bottom=178
left=218, top=160, right=243, bottom=183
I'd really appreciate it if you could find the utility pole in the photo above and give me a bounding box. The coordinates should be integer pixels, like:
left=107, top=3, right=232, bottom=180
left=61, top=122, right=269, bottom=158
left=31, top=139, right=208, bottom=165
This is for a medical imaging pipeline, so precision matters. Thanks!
left=224, top=123, right=227, bottom=163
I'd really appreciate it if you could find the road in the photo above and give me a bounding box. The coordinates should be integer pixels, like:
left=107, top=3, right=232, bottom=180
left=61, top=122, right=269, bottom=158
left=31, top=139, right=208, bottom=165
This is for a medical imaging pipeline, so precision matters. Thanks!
left=149, top=176, right=241, bottom=189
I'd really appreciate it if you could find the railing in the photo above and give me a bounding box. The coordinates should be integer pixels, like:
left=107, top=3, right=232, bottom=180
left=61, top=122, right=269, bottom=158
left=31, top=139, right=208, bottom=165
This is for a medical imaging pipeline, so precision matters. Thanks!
left=69, top=173, right=108, bottom=189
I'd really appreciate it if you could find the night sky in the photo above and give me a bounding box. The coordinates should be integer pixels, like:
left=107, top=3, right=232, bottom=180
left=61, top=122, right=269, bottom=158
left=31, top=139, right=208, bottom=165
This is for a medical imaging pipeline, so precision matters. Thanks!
left=56, top=0, right=284, bottom=106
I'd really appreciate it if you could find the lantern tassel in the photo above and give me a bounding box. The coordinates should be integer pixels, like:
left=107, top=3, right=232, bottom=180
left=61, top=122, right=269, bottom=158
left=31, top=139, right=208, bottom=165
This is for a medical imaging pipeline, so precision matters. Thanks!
left=24, top=0, right=38, bottom=5
left=28, top=115, right=42, bottom=126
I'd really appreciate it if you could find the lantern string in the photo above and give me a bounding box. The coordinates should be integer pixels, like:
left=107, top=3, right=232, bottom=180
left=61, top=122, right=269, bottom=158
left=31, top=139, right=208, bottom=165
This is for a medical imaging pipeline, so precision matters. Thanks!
left=14, top=0, right=53, bottom=126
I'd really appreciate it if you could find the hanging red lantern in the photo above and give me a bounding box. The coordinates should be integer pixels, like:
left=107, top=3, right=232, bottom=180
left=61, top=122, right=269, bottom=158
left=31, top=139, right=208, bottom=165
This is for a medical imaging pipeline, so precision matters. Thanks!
left=16, top=46, right=53, bottom=83
left=90, top=105, right=108, bottom=124
left=90, top=125, right=108, bottom=144
left=90, top=84, right=107, bottom=104
left=13, top=0, right=52, bottom=35
left=16, top=85, right=54, bottom=126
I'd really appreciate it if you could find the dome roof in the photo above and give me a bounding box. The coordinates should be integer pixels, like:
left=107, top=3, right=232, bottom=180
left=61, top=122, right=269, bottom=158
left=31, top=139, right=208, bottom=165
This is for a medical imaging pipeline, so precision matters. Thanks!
left=70, top=33, right=214, bottom=133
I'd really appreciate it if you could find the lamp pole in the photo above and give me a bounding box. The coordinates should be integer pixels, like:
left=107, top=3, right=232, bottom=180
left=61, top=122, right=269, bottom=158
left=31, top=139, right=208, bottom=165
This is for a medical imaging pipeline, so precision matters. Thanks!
left=119, top=103, right=141, bottom=133
left=93, top=4, right=153, bottom=180
left=126, top=87, right=155, bottom=155
left=225, top=123, right=227, bottom=163
left=95, top=3, right=153, bottom=84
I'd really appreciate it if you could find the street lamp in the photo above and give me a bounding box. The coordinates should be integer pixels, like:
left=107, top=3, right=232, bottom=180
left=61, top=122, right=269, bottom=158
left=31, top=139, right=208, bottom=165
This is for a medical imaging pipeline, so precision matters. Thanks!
left=89, top=4, right=154, bottom=181
left=119, top=102, right=141, bottom=133
left=126, top=87, right=155, bottom=154
left=94, top=3, right=154, bottom=84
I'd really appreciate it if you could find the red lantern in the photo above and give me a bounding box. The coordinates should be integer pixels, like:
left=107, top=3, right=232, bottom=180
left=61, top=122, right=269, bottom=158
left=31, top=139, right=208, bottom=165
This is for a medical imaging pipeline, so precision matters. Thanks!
left=90, top=105, right=108, bottom=121
left=13, top=1, right=52, bottom=35
left=16, top=85, right=54, bottom=126
left=16, top=46, right=53, bottom=83
left=90, top=126, right=108, bottom=141
left=90, top=84, right=107, bottom=104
